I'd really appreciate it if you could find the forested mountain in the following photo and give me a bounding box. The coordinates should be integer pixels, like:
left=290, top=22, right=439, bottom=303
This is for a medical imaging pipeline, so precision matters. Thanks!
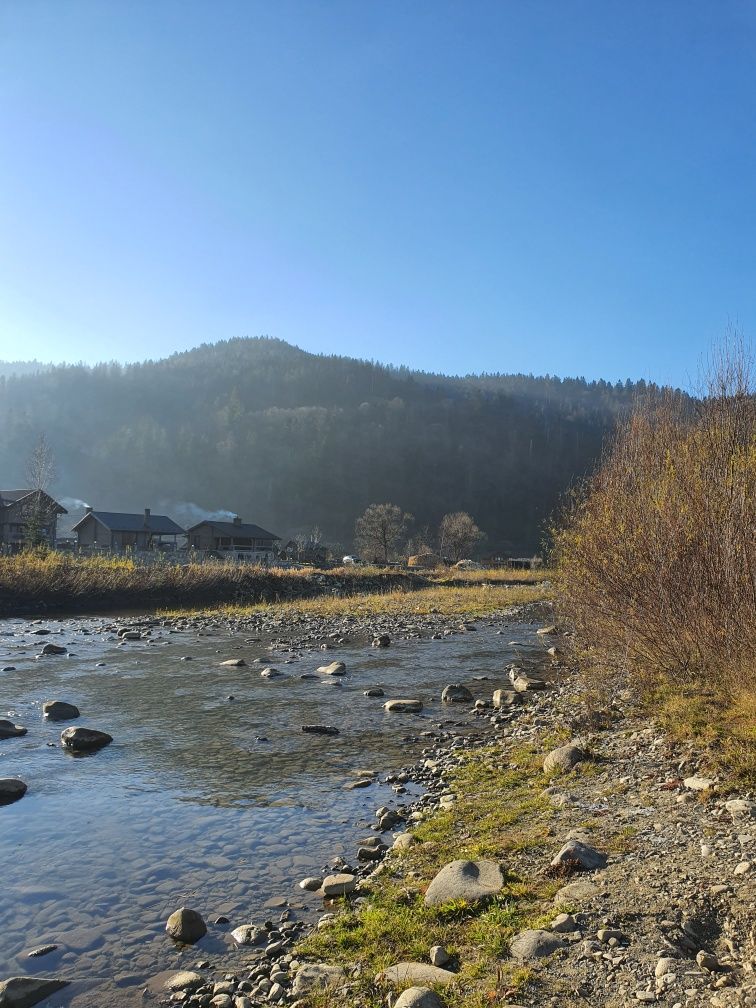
left=0, top=337, right=665, bottom=553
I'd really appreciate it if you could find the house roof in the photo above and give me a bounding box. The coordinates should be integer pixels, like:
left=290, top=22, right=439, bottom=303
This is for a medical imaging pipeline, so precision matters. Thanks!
left=0, top=489, right=67, bottom=513
left=187, top=520, right=279, bottom=540
left=71, top=511, right=184, bottom=534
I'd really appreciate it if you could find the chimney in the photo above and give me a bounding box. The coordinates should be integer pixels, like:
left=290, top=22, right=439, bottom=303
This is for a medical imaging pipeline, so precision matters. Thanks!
left=85, top=506, right=93, bottom=514
left=233, top=515, right=242, bottom=526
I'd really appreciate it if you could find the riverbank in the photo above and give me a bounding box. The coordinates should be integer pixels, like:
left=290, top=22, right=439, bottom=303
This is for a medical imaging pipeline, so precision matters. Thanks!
left=2, top=600, right=752, bottom=1008
left=150, top=615, right=754, bottom=1008
left=0, top=553, right=549, bottom=617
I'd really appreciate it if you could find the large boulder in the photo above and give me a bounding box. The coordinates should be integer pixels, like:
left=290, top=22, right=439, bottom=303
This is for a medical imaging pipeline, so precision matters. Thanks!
left=0, top=778, right=27, bottom=805
left=441, top=685, right=473, bottom=703
left=165, top=908, right=207, bottom=944
left=394, top=989, right=445, bottom=1008
left=376, top=963, right=456, bottom=986
left=291, top=963, right=343, bottom=995
left=384, top=699, right=423, bottom=713
left=543, top=744, right=587, bottom=773
left=42, top=701, right=80, bottom=722
left=60, top=727, right=112, bottom=752
left=0, top=977, right=69, bottom=1007
left=0, top=720, right=27, bottom=739
left=424, top=860, right=504, bottom=906
left=510, top=929, right=565, bottom=960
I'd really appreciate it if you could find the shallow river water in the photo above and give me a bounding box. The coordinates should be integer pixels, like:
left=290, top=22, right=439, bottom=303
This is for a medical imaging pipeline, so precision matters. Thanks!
left=0, top=611, right=547, bottom=1006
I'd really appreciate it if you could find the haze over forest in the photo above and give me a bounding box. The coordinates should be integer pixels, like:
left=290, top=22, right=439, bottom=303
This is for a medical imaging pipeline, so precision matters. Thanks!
left=0, top=337, right=670, bottom=554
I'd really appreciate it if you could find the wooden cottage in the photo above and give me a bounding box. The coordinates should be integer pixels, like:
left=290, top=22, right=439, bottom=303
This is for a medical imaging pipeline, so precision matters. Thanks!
left=0, top=489, right=67, bottom=550
left=186, top=516, right=280, bottom=562
left=72, top=508, right=185, bottom=550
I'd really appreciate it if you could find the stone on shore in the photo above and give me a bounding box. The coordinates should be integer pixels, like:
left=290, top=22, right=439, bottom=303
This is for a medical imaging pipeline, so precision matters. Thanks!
left=724, top=798, right=756, bottom=821
left=441, top=684, right=473, bottom=703
left=164, top=971, right=205, bottom=992
left=60, top=727, right=112, bottom=752
left=376, top=963, right=456, bottom=986
left=550, top=840, right=607, bottom=871
left=543, top=743, right=587, bottom=773
left=510, top=929, right=565, bottom=960
left=0, top=778, right=28, bottom=805
left=429, top=945, right=450, bottom=966
left=165, top=908, right=207, bottom=943
left=683, top=775, right=715, bottom=791
left=384, top=699, right=423, bottom=713
left=291, top=963, right=343, bottom=995
left=231, top=925, right=262, bottom=946
left=492, top=689, right=519, bottom=708
left=372, top=634, right=391, bottom=647
left=42, top=701, right=80, bottom=722
left=424, top=859, right=504, bottom=906
left=0, top=720, right=28, bottom=739
left=321, top=873, right=357, bottom=896
left=510, top=672, right=546, bottom=692
left=0, top=977, right=69, bottom=1007
left=394, top=988, right=446, bottom=1008
left=299, top=877, right=323, bottom=892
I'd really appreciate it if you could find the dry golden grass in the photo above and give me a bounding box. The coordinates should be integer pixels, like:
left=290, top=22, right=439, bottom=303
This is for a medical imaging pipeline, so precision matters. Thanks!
left=428, top=567, right=554, bottom=584
left=0, top=553, right=422, bottom=612
left=169, top=581, right=553, bottom=619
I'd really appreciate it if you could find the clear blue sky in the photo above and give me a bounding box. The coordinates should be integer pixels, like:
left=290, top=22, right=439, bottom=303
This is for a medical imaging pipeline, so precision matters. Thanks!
left=1, top=1, right=755, bottom=386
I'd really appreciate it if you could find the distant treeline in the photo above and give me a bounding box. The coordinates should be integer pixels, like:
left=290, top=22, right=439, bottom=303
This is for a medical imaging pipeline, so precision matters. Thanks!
left=0, top=337, right=676, bottom=552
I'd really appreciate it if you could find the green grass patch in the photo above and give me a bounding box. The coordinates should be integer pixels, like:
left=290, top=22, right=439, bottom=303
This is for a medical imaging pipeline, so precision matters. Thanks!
left=297, top=742, right=560, bottom=1008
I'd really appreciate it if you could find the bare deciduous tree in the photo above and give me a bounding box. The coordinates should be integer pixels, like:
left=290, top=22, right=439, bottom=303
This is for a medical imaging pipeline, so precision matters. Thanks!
left=25, top=432, right=56, bottom=491
left=23, top=433, right=57, bottom=548
left=354, top=503, right=413, bottom=565
left=438, top=511, right=484, bottom=561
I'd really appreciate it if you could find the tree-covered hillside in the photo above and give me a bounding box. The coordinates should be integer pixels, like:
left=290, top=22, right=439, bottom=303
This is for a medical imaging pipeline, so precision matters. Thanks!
left=0, top=337, right=664, bottom=553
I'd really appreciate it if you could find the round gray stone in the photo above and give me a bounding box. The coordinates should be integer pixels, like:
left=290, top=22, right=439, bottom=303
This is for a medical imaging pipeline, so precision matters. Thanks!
left=424, top=860, right=504, bottom=906
left=510, top=929, right=565, bottom=960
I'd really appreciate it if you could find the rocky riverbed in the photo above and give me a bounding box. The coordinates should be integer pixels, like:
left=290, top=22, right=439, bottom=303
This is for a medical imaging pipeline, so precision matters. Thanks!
left=0, top=602, right=552, bottom=1007
left=1, top=605, right=753, bottom=1008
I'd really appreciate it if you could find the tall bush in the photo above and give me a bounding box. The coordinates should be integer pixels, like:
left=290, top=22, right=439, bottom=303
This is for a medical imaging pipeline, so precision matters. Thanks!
left=554, top=339, right=755, bottom=690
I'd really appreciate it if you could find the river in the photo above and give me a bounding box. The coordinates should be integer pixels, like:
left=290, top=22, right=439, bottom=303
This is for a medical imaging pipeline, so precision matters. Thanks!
left=0, top=609, right=548, bottom=1006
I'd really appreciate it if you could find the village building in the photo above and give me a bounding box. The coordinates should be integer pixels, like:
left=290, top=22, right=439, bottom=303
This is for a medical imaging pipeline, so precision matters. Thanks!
left=71, top=508, right=185, bottom=550
left=0, top=489, right=68, bottom=551
left=187, top=516, right=280, bottom=562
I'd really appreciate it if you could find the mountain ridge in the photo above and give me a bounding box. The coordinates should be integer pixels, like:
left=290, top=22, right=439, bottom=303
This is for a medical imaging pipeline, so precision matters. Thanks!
left=0, top=336, right=674, bottom=552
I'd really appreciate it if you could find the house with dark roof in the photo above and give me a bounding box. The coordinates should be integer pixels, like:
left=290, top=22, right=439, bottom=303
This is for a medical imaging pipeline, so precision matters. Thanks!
left=0, top=489, right=68, bottom=550
left=186, top=516, right=280, bottom=562
left=71, top=508, right=185, bottom=550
